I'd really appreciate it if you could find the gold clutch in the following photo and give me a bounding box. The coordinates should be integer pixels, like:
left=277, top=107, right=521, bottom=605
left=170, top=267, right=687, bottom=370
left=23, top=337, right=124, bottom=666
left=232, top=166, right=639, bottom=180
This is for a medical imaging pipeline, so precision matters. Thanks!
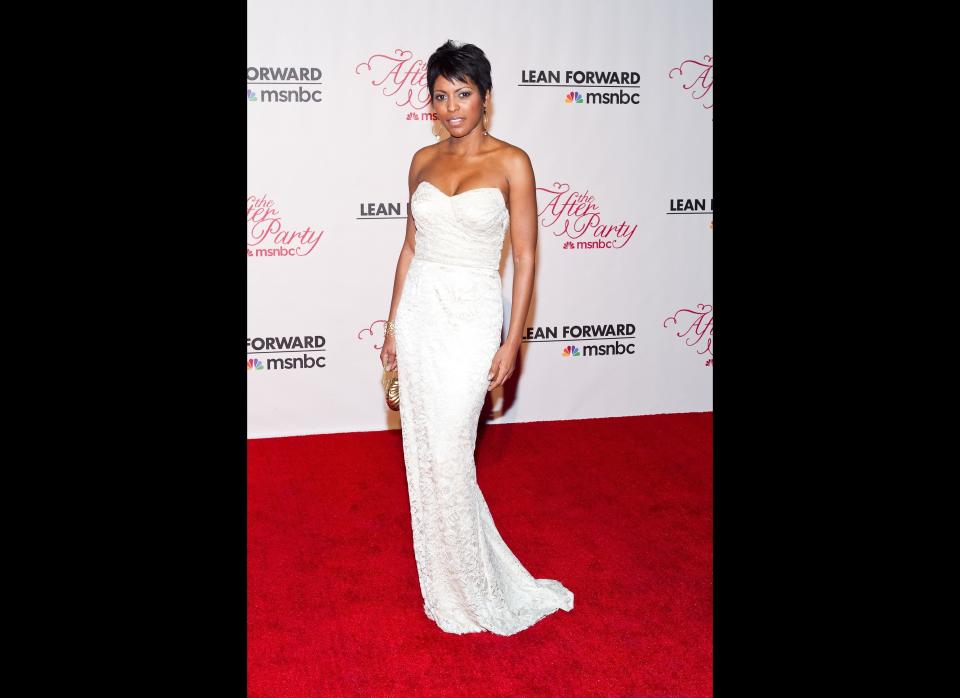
left=382, top=370, right=400, bottom=411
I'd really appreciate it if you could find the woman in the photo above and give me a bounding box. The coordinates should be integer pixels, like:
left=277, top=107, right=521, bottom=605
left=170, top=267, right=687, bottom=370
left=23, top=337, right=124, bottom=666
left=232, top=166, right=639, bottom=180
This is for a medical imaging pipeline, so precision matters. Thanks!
left=380, top=40, right=574, bottom=636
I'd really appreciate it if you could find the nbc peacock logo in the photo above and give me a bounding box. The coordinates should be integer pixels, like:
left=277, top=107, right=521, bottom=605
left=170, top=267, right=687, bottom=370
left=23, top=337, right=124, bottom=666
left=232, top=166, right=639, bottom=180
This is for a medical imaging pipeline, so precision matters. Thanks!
left=564, top=91, right=583, bottom=104
left=247, top=89, right=257, bottom=102
left=247, top=358, right=264, bottom=371
left=561, top=345, right=581, bottom=357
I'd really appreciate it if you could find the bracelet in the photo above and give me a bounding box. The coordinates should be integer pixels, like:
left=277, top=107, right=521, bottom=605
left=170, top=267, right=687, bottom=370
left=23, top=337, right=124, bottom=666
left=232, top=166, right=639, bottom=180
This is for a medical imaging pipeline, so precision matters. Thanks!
left=385, top=320, right=396, bottom=337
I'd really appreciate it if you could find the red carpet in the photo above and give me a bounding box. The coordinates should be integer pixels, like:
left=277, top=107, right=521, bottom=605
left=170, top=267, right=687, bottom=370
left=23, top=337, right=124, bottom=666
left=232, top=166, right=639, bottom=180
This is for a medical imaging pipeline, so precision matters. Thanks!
left=248, top=412, right=712, bottom=696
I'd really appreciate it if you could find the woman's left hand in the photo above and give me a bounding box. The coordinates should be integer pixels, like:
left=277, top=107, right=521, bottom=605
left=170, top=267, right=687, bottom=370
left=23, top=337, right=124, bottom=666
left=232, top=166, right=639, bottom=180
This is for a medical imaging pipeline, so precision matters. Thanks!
left=487, top=342, right=519, bottom=391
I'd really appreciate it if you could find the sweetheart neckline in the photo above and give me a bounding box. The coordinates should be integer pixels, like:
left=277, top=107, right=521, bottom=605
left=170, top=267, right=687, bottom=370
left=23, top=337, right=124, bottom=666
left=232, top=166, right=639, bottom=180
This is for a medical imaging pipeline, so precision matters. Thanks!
left=416, top=180, right=507, bottom=208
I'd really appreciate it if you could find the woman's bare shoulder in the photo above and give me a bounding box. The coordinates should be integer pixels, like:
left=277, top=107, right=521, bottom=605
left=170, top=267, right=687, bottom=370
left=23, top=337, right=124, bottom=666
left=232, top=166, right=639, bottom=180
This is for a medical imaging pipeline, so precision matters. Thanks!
left=488, top=139, right=532, bottom=182
left=414, top=141, right=442, bottom=155
left=489, top=138, right=531, bottom=166
left=410, top=142, right=443, bottom=174
left=408, top=143, right=440, bottom=184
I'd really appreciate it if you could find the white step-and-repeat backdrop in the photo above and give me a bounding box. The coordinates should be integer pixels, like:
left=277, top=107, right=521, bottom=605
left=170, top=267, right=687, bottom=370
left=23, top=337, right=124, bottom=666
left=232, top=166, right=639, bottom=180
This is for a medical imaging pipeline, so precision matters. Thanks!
left=247, top=0, right=712, bottom=438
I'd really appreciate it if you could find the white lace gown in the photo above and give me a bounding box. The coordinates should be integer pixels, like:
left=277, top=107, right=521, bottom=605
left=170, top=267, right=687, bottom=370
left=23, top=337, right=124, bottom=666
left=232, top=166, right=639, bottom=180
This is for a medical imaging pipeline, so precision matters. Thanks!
left=394, top=180, right=574, bottom=636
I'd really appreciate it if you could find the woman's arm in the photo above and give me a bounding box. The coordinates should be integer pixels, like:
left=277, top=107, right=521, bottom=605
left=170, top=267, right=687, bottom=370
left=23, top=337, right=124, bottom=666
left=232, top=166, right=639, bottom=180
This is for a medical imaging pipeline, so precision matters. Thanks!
left=487, top=148, right=538, bottom=390
left=381, top=147, right=428, bottom=371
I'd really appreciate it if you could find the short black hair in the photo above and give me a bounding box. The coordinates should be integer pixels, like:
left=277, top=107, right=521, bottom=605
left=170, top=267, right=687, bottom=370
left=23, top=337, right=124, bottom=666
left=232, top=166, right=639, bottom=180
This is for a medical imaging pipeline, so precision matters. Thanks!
left=426, top=40, right=492, bottom=102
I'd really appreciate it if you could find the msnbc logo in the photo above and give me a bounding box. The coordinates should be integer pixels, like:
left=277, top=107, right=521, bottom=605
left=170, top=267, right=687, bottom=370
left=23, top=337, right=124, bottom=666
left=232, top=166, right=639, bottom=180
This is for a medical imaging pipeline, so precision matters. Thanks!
left=247, top=89, right=257, bottom=102
left=564, top=91, right=583, bottom=104
left=561, top=345, right=581, bottom=357
left=247, top=358, right=264, bottom=371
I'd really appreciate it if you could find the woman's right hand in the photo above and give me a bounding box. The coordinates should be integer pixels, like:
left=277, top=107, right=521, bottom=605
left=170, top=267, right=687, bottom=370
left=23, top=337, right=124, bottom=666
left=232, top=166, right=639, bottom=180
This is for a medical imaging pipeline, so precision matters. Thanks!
left=380, top=334, right=397, bottom=372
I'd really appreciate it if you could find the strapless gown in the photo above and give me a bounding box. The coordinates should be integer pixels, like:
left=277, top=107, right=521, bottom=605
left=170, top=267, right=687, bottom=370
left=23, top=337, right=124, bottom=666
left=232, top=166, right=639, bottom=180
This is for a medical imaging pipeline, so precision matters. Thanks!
left=393, top=180, right=574, bottom=636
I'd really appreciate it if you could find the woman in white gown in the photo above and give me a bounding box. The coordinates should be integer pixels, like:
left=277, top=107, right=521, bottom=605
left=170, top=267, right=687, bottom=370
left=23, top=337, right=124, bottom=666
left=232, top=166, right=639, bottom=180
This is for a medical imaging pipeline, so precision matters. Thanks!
left=380, top=40, right=573, bottom=636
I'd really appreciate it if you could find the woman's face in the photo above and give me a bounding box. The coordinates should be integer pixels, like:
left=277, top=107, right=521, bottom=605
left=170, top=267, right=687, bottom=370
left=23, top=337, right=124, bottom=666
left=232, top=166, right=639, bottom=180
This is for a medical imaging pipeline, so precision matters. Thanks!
left=431, top=74, right=487, bottom=137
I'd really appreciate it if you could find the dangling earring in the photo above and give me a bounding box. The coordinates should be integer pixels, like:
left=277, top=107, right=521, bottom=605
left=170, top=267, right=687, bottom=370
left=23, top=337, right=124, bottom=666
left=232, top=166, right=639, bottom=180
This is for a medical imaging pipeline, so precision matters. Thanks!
left=483, top=108, right=489, bottom=136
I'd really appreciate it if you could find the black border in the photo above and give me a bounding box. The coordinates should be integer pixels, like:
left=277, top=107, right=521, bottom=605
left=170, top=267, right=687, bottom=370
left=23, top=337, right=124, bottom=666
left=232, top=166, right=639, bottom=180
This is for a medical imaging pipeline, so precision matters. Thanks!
left=78, top=9, right=248, bottom=691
